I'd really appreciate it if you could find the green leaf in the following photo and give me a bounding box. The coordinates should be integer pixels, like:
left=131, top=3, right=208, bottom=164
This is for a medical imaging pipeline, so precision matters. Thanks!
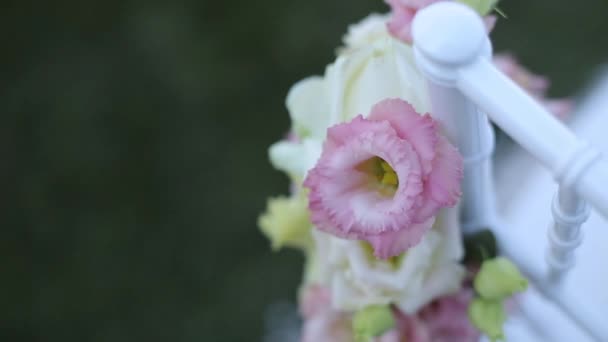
left=474, top=257, right=528, bottom=300
left=352, top=304, right=395, bottom=342
left=456, top=0, right=499, bottom=16
left=463, top=229, right=497, bottom=264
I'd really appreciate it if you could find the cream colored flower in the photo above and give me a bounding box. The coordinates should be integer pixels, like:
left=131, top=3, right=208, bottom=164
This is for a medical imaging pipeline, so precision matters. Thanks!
left=312, top=208, right=465, bottom=314
left=341, top=13, right=393, bottom=53
left=269, top=14, right=430, bottom=181
left=258, top=192, right=313, bottom=251
left=266, top=15, right=465, bottom=311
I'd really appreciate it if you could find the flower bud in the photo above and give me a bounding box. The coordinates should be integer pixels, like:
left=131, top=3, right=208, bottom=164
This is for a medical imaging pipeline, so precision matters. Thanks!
left=474, top=257, right=528, bottom=300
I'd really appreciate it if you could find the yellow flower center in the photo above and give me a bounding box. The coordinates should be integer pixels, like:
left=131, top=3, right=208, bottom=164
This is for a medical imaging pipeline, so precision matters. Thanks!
left=377, top=158, right=399, bottom=187
left=355, top=157, right=399, bottom=196
left=360, top=241, right=406, bottom=269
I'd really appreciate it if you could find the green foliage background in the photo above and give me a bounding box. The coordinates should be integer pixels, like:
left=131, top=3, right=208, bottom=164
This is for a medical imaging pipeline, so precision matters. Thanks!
left=2, top=0, right=607, bottom=341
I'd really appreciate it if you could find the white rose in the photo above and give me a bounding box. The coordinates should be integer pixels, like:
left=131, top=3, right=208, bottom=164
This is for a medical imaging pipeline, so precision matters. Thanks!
left=269, top=13, right=430, bottom=180
left=313, top=208, right=465, bottom=314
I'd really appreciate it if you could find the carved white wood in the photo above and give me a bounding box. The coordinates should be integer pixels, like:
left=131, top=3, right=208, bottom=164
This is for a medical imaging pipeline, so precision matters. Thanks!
left=412, top=3, right=608, bottom=341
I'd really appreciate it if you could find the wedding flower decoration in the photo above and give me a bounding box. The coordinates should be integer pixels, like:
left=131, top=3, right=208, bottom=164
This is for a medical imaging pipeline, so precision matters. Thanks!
left=269, top=14, right=431, bottom=183
left=304, top=99, right=463, bottom=258
left=310, top=207, right=465, bottom=314
left=258, top=6, right=536, bottom=341
left=300, top=283, right=481, bottom=342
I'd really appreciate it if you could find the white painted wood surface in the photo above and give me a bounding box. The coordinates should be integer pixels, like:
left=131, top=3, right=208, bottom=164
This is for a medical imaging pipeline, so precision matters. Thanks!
left=412, top=3, right=608, bottom=340
left=494, top=71, right=608, bottom=342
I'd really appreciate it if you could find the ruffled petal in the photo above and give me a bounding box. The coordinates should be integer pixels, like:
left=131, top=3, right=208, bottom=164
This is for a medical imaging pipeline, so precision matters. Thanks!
left=369, top=98, right=438, bottom=175
left=305, top=98, right=462, bottom=255
left=366, top=217, right=435, bottom=259
left=304, top=116, right=424, bottom=238
left=322, top=115, right=375, bottom=153
left=415, top=135, right=463, bottom=222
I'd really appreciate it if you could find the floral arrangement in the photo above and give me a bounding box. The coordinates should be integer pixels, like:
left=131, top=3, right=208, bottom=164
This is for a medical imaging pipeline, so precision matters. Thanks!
left=259, top=1, right=570, bottom=341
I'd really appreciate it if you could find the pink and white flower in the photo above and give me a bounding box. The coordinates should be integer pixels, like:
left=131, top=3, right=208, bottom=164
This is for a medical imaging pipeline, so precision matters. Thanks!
left=390, top=290, right=480, bottom=342
left=303, top=99, right=463, bottom=258
left=310, top=206, right=465, bottom=314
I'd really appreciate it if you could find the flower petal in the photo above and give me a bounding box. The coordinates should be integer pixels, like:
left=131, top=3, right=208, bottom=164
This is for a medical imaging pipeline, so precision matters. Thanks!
left=369, top=98, right=439, bottom=175
left=304, top=117, right=424, bottom=238
left=366, top=217, right=435, bottom=259
left=302, top=311, right=353, bottom=342
left=300, top=285, right=332, bottom=319
left=386, top=1, right=417, bottom=44
left=415, top=135, right=463, bottom=222
left=269, top=138, right=323, bottom=180
left=286, top=76, right=330, bottom=139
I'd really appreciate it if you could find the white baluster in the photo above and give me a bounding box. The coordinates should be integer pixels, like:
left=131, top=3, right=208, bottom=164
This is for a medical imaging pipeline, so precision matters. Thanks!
left=412, top=2, right=608, bottom=340
left=546, top=186, right=590, bottom=277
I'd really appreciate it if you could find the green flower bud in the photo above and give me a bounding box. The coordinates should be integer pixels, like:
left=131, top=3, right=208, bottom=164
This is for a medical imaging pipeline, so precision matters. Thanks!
left=468, top=298, right=506, bottom=341
left=474, top=257, right=528, bottom=300
left=352, top=305, right=395, bottom=342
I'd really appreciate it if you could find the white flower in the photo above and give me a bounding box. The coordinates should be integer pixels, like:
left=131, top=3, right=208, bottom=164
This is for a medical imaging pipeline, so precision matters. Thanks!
left=312, top=208, right=465, bottom=314
left=341, top=13, right=393, bottom=53
left=268, top=15, right=465, bottom=311
left=269, top=14, right=430, bottom=181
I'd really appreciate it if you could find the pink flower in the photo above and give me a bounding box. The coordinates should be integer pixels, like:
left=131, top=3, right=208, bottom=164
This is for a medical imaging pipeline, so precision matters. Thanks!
left=390, top=290, right=480, bottom=342
left=418, top=290, right=480, bottom=341
left=300, top=285, right=332, bottom=319
left=301, top=311, right=353, bottom=342
left=391, top=309, right=431, bottom=342
left=386, top=0, right=496, bottom=44
left=303, top=99, right=463, bottom=258
left=300, top=285, right=353, bottom=342
left=494, top=53, right=574, bottom=120
left=298, top=284, right=479, bottom=342
left=493, top=54, right=549, bottom=98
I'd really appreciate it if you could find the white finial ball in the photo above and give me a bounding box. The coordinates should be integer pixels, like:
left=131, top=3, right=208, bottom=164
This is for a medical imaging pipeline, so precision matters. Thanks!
left=412, top=2, right=487, bottom=66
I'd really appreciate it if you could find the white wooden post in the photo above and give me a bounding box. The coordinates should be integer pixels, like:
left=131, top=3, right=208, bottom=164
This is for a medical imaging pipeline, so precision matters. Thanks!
left=412, top=2, right=608, bottom=220
left=412, top=2, right=608, bottom=341
left=410, top=6, right=497, bottom=233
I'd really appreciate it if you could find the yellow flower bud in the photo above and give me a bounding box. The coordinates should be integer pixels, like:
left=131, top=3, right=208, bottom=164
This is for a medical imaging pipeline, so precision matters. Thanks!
left=258, top=194, right=312, bottom=251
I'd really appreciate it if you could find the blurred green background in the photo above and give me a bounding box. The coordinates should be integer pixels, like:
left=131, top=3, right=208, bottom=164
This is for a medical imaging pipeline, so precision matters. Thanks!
left=3, top=0, right=607, bottom=341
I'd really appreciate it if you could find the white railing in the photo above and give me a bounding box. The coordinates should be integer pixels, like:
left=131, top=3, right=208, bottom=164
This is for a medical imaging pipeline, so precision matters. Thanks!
left=411, top=3, right=607, bottom=341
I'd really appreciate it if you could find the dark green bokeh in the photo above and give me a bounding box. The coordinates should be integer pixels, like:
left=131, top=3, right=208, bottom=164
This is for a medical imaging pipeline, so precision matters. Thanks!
left=2, top=0, right=606, bottom=341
